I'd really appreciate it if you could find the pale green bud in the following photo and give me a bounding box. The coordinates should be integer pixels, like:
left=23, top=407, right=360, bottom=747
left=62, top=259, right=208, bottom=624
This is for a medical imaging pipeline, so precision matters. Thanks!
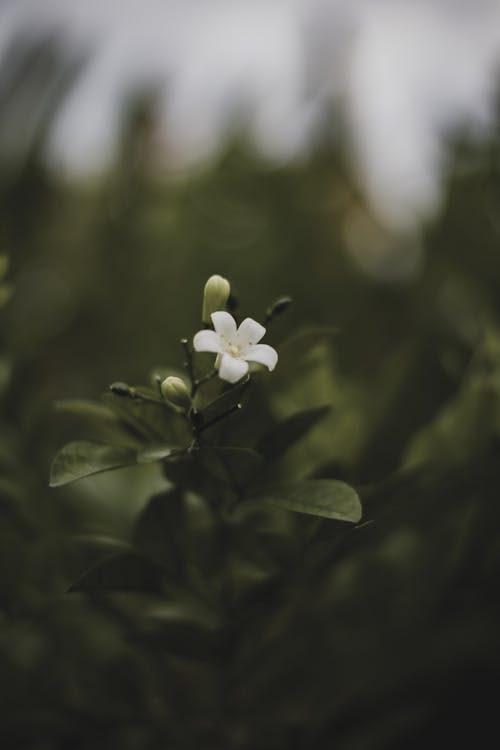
left=161, top=376, right=191, bottom=409
left=201, top=274, right=231, bottom=324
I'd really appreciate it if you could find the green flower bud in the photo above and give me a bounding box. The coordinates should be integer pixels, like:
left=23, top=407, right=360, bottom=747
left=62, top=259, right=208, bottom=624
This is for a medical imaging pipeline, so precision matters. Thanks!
left=202, top=274, right=231, bottom=324
left=161, top=376, right=191, bottom=409
left=110, top=381, right=134, bottom=398
left=265, top=295, right=292, bottom=323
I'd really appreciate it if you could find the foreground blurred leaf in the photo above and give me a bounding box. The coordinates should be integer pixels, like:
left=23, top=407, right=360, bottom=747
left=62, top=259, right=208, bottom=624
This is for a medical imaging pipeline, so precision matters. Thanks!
left=200, top=446, right=263, bottom=484
left=256, top=479, right=362, bottom=522
left=404, top=331, right=500, bottom=469
left=49, top=441, right=137, bottom=487
left=133, top=491, right=184, bottom=575
left=134, top=490, right=217, bottom=582
left=69, top=552, right=165, bottom=593
left=0, top=255, right=9, bottom=280
left=277, top=326, right=338, bottom=370
left=0, top=283, right=12, bottom=307
left=71, top=534, right=132, bottom=554
left=0, top=354, right=12, bottom=397
left=55, top=398, right=139, bottom=446
left=256, top=405, right=331, bottom=462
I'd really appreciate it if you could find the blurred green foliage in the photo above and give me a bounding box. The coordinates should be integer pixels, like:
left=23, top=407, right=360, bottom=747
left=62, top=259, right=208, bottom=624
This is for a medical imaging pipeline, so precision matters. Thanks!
left=1, top=37, right=500, bottom=750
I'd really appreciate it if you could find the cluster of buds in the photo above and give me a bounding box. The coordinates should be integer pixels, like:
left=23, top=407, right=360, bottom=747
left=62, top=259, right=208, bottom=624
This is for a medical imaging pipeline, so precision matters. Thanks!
left=153, top=274, right=290, bottom=453
left=110, top=274, right=288, bottom=426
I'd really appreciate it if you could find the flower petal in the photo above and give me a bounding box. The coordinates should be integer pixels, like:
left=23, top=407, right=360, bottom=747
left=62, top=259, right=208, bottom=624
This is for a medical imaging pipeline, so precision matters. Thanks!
left=193, top=329, right=222, bottom=353
left=211, top=311, right=237, bottom=341
left=236, top=317, right=266, bottom=349
left=242, top=344, right=278, bottom=371
left=218, top=353, right=249, bottom=383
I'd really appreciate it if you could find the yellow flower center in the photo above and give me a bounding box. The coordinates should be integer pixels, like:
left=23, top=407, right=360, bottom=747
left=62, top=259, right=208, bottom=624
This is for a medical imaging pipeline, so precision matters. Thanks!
left=227, top=343, right=239, bottom=357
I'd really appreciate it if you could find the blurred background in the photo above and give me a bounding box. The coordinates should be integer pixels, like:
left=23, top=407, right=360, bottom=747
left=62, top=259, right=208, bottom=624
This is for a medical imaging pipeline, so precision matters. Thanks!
left=1, top=1, right=500, bottom=748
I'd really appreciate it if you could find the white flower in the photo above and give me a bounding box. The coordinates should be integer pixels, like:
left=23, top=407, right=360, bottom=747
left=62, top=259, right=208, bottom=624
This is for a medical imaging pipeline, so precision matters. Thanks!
left=193, top=311, right=278, bottom=384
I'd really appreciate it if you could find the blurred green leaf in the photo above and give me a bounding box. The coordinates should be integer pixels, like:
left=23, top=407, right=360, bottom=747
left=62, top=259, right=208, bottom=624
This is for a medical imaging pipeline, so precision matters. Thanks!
left=133, top=491, right=184, bottom=575
left=0, top=354, right=12, bottom=396
left=133, top=490, right=217, bottom=586
left=256, top=479, right=362, bottom=522
left=200, top=446, right=263, bottom=484
left=71, top=534, right=132, bottom=554
left=277, top=326, right=338, bottom=370
left=55, top=398, right=120, bottom=421
left=404, top=331, right=500, bottom=469
left=0, top=282, right=13, bottom=307
left=54, top=398, right=140, bottom=446
left=49, top=441, right=138, bottom=487
left=69, top=552, right=165, bottom=593
left=103, top=391, right=191, bottom=446
left=0, top=254, right=9, bottom=279
left=256, top=405, right=331, bottom=462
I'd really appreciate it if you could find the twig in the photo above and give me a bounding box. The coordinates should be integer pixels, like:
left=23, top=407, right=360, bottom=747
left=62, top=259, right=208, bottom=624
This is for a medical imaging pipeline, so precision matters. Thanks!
left=192, top=368, right=218, bottom=397
left=109, top=382, right=163, bottom=406
left=198, top=403, right=242, bottom=433
left=181, top=338, right=196, bottom=396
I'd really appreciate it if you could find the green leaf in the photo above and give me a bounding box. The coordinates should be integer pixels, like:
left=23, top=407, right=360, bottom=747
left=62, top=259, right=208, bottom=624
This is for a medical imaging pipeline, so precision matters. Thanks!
left=71, top=534, right=132, bottom=554
left=133, top=491, right=184, bottom=574
left=0, top=283, right=12, bottom=307
left=102, top=392, right=163, bottom=442
left=256, top=405, right=331, bottom=462
left=54, top=399, right=117, bottom=421
left=256, top=479, right=362, bottom=522
left=54, top=399, right=139, bottom=446
left=104, top=390, right=191, bottom=446
left=49, top=441, right=137, bottom=487
left=69, top=552, right=164, bottom=593
left=278, top=326, right=338, bottom=369
left=199, top=376, right=250, bottom=424
left=0, top=354, right=12, bottom=396
left=133, top=490, right=216, bottom=583
left=199, top=446, right=263, bottom=484
left=137, top=444, right=181, bottom=463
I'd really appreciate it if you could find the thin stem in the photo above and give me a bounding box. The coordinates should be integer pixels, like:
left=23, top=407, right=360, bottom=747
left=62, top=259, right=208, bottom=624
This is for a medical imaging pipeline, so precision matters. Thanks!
left=181, top=338, right=196, bottom=396
left=109, top=382, right=163, bottom=406
left=132, top=391, right=163, bottom=406
left=198, top=403, right=242, bottom=433
left=192, top=368, right=218, bottom=397
left=154, top=374, right=164, bottom=399
left=201, top=375, right=250, bottom=416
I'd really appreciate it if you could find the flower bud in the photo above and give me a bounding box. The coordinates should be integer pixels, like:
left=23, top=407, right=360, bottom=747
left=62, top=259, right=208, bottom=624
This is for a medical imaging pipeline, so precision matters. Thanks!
left=161, top=376, right=191, bottom=410
left=202, top=274, right=231, bottom=324
left=265, top=295, right=292, bottom=324
left=110, top=382, right=134, bottom=398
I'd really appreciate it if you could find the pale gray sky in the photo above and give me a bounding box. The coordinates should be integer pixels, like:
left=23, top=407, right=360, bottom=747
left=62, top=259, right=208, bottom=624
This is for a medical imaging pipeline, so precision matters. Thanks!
left=1, top=0, right=500, bottom=230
